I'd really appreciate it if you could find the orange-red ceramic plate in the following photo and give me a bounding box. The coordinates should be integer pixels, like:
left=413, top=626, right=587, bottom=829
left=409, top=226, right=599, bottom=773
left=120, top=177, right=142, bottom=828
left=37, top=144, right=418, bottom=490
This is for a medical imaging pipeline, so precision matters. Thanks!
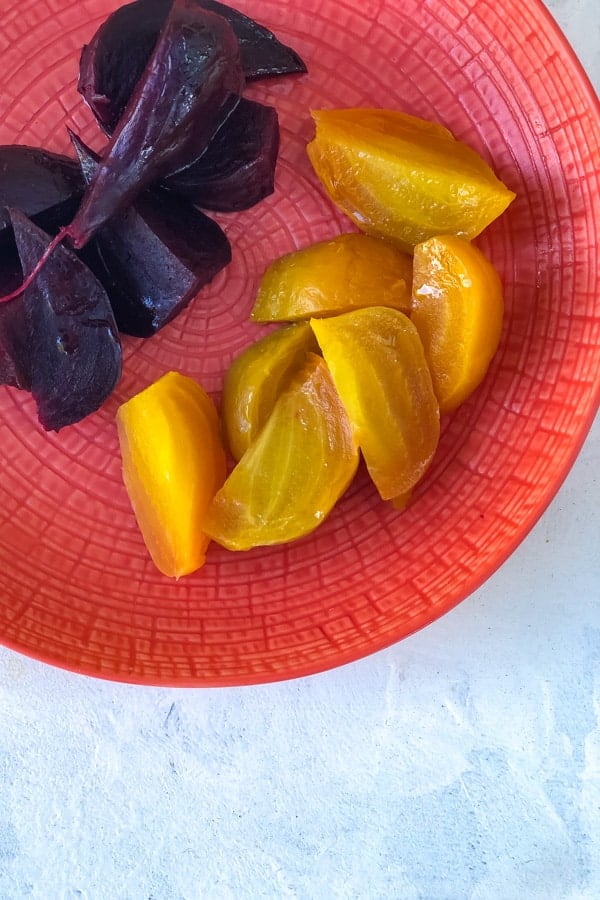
left=0, top=0, right=598, bottom=684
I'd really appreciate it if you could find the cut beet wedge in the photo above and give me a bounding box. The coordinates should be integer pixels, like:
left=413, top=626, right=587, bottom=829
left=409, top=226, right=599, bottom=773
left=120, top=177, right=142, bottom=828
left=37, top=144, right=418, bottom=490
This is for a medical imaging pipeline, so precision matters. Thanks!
left=9, top=209, right=122, bottom=431
left=78, top=0, right=306, bottom=133
left=0, top=145, right=84, bottom=294
left=0, top=295, right=30, bottom=390
left=0, top=145, right=84, bottom=236
left=0, top=234, right=25, bottom=298
left=68, top=0, right=244, bottom=249
left=70, top=133, right=232, bottom=337
left=164, top=98, right=280, bottom=212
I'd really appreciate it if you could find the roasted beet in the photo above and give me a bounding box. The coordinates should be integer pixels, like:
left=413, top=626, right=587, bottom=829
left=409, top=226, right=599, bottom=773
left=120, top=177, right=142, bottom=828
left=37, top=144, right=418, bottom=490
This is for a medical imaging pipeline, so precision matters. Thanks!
left=68, top=0, right=244, bottom=249
left=78, top=0, right=306, bottom=133
left=9, top=209, right=121, bottom=431
left=164, top=98, right=279, bottom=211
left=71, top=133, right=232, bottom=337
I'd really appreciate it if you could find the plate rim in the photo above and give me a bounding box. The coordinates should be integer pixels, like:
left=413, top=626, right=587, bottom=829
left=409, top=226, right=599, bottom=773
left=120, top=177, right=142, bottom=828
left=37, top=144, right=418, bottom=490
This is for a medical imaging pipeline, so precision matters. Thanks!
left=0, top=0, right=598, bottom=686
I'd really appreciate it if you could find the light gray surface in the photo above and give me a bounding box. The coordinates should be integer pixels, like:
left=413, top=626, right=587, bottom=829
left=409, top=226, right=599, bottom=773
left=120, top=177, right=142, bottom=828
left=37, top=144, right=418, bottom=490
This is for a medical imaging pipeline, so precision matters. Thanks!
left=1, top=2, right=599, bottom=898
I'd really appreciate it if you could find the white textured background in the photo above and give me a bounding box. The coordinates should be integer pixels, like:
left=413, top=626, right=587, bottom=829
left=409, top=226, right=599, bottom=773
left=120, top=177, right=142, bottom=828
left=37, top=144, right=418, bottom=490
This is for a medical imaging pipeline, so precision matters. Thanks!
left=1, top=1, right=599, bottom=898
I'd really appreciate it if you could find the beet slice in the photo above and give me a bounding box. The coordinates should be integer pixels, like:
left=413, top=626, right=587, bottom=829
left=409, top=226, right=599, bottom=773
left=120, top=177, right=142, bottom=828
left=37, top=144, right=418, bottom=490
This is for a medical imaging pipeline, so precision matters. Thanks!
left=202, top=0, right=307, bottom=81
left=68, top=0, right=244, bottom=249
left=0, top=295, right=30, bottom=390
left=0, top=146, right=84, bottom=295
left=0, top=233, right=25, bottom=298
left=78, top=0, right=306, bottom=133
left=163, top=98, right=279, bottom=212
left=9, top=209, right=121, bottom=431
left=70, top=133, right=232, bottom=337
left=0, top=146, right=83, bottom=236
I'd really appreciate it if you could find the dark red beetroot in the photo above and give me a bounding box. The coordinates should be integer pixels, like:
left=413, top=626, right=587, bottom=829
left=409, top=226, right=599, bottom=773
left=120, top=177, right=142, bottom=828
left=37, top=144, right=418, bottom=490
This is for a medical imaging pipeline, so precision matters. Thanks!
left=0, top=296, right=30, bottom=390
left=163, top=98, right=279, bottom=212
left=202, top=0, right=307, bottom=80
left=0, top=146, right=84, bottom=293
left=78, top=0, right=306, bottom=133
left=70, top=133, right=232, bottom=337
left=67, top=0, right=245, bottom=249
left=0, top=146, right=83, bottom=235
left=0, top=236, right=25, bottom=297
left=9, top=209, right=121, bottom=431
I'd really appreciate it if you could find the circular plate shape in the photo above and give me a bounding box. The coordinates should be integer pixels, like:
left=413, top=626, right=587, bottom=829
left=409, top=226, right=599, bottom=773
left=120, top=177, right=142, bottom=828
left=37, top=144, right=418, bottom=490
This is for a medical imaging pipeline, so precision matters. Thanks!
left=0, top=0, right=598, bottom=685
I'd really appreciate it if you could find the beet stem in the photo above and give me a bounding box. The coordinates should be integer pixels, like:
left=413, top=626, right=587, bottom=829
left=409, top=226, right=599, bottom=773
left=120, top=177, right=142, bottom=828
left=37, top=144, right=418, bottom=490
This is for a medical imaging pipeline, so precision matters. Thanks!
left=0, top=227, right=70, bottom=304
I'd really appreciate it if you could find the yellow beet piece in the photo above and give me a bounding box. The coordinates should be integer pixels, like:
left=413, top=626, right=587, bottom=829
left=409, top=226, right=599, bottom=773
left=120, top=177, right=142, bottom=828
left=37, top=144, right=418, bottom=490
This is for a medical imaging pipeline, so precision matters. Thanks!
left=116, top=371, right=227, bottom=578
left=204, top=354, right=359, bottom=550
left=307, top=108, right=516, bottom=252
left=311, top=308, right=440, bottom=500
left=251, top=232, right=413, bottom=322
left=411, top=235, right=504, bottom=414
left=222, top=322, right=319, bottom=461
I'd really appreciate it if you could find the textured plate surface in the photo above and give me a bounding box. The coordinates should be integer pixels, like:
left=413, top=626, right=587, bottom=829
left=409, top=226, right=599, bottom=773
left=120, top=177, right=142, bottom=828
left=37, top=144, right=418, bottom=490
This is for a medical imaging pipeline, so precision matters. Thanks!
left=0, top=0, right=598, bottom=685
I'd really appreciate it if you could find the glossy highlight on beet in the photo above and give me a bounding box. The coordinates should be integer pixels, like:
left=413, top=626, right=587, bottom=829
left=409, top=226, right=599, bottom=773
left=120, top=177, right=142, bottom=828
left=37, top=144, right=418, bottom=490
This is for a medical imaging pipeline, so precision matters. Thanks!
left=10, top=209, right=122, bottom=431
left=68, top=0, right=245, bottom=249
left=78, top=0, right=306, bottom=133
left=71, top=133, right=232, bottom=337
left=200, top=0, right=307, bottom=80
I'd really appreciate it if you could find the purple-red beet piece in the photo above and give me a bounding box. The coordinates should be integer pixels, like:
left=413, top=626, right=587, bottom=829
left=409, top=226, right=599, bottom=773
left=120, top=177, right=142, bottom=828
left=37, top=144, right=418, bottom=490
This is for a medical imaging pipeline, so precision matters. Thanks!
left=0, top=233, right=25, bottom=297
left=0, top=295, right=30, bottom=390
left=0, top=146, right=84, bottom=294
left=10, top=209, right=122, bottom=431
left=164, top=98, right=280, bottom=212
left=70, top=133, right=232, bottom=337
left=78, top=0, right=306, bottom=134
left=0, top=146, right=83, bottom=235
left=68, top=0, right=244, bottom=249
left=0, top=144, right=85, bottom=310
left=201, top=0, right=306, bottom=80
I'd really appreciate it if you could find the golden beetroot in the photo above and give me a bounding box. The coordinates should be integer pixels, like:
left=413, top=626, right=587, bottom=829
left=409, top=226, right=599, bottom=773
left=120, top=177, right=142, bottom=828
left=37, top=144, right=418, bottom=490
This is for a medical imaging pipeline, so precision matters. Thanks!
left=205, top=354, right=359, bottom=550
left=310, top=307, right=440, bottom=500
left=411, top=235, right=504, bottom=414
left=116, top=371, right=227, bottom=577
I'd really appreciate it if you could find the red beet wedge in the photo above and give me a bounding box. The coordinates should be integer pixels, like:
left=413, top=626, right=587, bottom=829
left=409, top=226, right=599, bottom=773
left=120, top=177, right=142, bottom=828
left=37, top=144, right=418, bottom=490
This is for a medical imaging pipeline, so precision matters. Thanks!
left=0, top=295, right=30, bottom=390
left=0, top=145, right=84, bottom=293
left=68, top=0, right=244, bottom=249
left=78, top=0, right=306, bottom=134
left=70, top=133, right=232, bottom=337
left=9, top=209, right=122, bottom=431
left=163, top=97, right=280, bottom=212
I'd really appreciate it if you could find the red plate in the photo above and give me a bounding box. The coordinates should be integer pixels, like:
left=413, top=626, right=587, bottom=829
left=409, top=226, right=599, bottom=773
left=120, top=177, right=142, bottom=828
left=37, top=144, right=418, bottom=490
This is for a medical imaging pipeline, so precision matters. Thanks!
left=0, top=0, right=598, bottom=685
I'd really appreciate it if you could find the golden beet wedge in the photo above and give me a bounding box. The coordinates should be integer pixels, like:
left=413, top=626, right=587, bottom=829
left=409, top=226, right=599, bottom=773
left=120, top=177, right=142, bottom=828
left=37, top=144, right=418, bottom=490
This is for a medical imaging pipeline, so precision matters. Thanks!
left=204, top=354, right=359, bottom=551
left=307, top=108, right=516, bottom=252
left=222, top=321, right=319, bottom=462
left=116, top=371, right=227, bottom=578
left=411, top=235, right=504, bottom=414
left=310, top=307, right=440, bottom=500
left=251, top=232, right=413, bottom=322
